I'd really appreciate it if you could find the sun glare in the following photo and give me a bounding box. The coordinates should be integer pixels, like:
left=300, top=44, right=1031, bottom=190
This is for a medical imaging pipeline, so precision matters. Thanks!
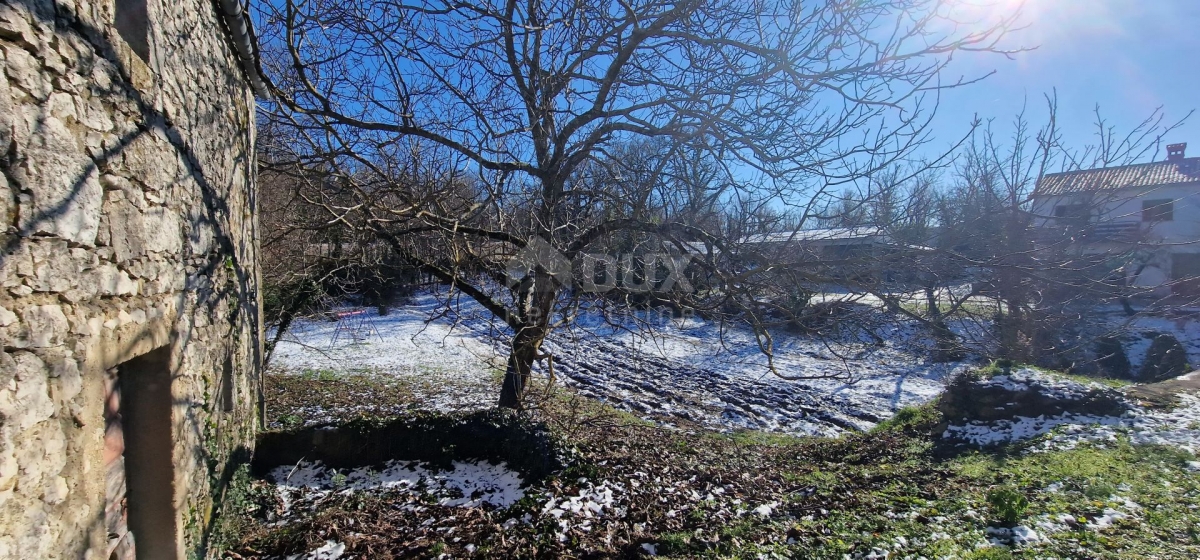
left=949, top=0, right=1133, bottom=51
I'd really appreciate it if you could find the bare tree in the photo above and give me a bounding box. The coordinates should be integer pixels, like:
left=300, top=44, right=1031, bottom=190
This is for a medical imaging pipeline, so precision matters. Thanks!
left=871, top=96, right=1194, bottom=370
left=253, top=0, right=1019, bottom=407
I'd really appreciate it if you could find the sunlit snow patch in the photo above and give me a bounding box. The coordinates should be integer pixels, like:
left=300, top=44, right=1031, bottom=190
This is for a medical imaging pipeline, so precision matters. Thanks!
left=286, top=540, right=345, bottom=560
left=944, top=374, right=1200, bottom=453
left=270, top=459, right=525, bottom=509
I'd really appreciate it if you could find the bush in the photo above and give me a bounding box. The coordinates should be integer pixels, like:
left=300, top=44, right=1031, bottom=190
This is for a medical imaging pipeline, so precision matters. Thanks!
left=937, top=365, right=1128, bottom=427
left=870, top=403, right=943, bottom=435
left=252, top=409, right=564, bottom=482
left=1095, top=336, right=1131, bottom=378
left=1138, top=333, right=1189, bottom=382
left=986, top=486, right=1029, bottom=526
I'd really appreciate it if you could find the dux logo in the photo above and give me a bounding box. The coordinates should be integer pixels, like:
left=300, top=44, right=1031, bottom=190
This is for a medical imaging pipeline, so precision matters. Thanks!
left=505, top=236, right=573, bottom=288
left=505, top=237, right=692, bottom=293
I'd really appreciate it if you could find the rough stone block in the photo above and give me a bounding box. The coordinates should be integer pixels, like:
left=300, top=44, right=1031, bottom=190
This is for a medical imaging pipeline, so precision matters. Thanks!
left=13, top=115, right=102, bottom=246
left=104, top=190, right=144, bottom=262
left=87, top=262, right=137, bottom=296
left=18, top=304, right=68, bottom=348
left=0, top=172, right=12, bottom=234
left=0, top=4, right=38, bottom=50
left=46, top=91, right=75, bottom=121
left=0, top=55, right=11, bottom=163
left=143, top=206, right=182, bottom=254
left=0, top=241, right=31, bottom=286
left=0, top=351, right=54, bottom=429
left=28, top=240, right=78, bottom=292
left=3, top=44, right=47, bottom=100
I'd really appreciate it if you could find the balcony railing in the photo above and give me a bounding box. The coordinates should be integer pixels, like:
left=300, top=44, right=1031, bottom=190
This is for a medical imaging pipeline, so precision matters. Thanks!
left=1089, top=221, right=1143, bottom=240
left=1035, top=221, right=1144, bottom=244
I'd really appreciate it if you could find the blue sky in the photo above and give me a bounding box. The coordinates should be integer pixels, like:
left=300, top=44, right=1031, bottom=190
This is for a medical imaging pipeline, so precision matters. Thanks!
left=924, top=0, right=1199, bottom=166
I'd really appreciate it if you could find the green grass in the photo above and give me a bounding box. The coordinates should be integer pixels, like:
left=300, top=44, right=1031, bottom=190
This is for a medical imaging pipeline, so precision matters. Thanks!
left=976, top=360, right=1134, bottom=388
left=712, top=428, right=808, bottom=447
left=869, top=402, right=942, bottom=435
left=898, top=299, right=1000, bottom=319
left=1047, top=369, right=1134, bottom=389
left=207, top=464, right=274, bottom=556
left=238, top=365, right=1198, bottom=559
left=773, top=438, right=1200, bottom=558
left=296, top=368, right=340, bottom=381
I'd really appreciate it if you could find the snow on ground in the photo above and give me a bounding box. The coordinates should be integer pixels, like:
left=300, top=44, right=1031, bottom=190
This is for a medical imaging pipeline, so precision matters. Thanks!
left=268, top=458, right=526, bottom=520
left=1119, top=312, right=1200, bottom=371
left=943, top=368, right=1200, bottom=452
left=285, top=540, right=346, bottom=560
left=270, top=290, right=1200, bottom=437
left=973, top=367, right=1109, bottom=400
left=543, top=308, right=968, bottom=435
left=269, top=296, right=503, bottom=412
left=272, top=291, right=969, bottom=435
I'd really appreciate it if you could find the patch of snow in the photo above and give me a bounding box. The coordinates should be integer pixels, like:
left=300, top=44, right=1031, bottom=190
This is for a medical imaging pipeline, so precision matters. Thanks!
left=752, top=502, right=778, bottom=517
left=269, top=459, right=525, bottom=512
left=272, top=289, right=1200, bottom=445
left=1118, top=314, right=1200, bottom=372
left=944, top=386, right=1200, bottom=453
left=641, top=543, right=658, bottom=556
left=1034, top=513, right=1072, bottom=535
left=541, top=480, right=625, bottom=520
left=979, top=368, right=1108, bottom=400
left=269, top=295, right=502, bottom=413
left=286, top=540, right=345, bottom=560
left=1085, top=508, right=1129, bottom=530
left=985, top=525, right=1040, bottom=546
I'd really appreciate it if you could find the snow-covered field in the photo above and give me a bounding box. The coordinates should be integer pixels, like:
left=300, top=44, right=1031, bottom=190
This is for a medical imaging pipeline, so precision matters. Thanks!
left=270, top=291, right=1200, bottom=436
left=269, top=296, right=503, bottom=412
left=541, top=308, right=968, bottom=435
left=271, top=292, right=971, bottom=435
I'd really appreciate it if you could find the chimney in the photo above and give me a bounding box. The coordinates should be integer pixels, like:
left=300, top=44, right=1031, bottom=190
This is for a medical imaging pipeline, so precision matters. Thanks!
left=1167, top=142, right=1186, bottom=161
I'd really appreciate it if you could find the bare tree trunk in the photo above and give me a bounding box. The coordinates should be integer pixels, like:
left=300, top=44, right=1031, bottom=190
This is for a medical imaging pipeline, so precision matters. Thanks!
left=498, top=327, right=546, bottom=409
left=924, top=285, right=941, bottom=321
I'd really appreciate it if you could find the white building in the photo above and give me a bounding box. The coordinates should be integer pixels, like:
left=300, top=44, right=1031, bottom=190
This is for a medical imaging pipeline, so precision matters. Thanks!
left=1031, top=143, right=1200, bottom=296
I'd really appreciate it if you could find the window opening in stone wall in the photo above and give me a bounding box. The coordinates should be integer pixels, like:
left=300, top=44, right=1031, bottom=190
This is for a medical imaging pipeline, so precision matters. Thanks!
left=221, top=353, right=235, bottom=413
left=117, top=346, right=181, bottom=560
left=104, top=368, right=134, bottom=560
left=115, top=0, right=151, bottom=62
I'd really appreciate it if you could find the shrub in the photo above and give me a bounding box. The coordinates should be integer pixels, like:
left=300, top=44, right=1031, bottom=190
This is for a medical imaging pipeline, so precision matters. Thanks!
left=1095, top=336, right=1131, bottom=378
left=986, top=486, right=1029, bottom=526
left=1138, top=333, right=1189, bottom=382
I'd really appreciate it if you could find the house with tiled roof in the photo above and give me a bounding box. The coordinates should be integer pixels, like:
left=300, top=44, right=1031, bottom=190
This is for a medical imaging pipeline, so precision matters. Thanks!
left=1031, top=143, right=1200, bottom=296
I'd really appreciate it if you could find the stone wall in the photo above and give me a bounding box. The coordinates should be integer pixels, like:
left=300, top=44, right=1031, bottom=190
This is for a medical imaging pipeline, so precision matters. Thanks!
left=0, top=0, right=260, bottom=557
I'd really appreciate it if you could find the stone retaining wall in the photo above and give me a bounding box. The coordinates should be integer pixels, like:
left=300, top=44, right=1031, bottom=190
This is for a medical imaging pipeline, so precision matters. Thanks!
left=0, top=0, right=260, bottom=557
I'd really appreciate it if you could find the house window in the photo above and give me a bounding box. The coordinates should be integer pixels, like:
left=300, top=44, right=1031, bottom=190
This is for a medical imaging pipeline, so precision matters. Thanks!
left=115, top=0, right=151, bottom=61
left=1054, top=204, right=1088, bottom=224
left=1142, top=199, right=1174, bottom=222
